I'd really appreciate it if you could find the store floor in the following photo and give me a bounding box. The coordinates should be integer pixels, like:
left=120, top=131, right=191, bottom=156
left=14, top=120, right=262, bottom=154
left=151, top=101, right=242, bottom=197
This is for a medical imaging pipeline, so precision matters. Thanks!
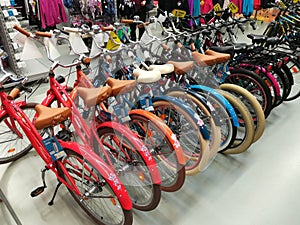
left=2, top=22, right=300, bottom=225
left=1, top=96, right=300, bottom=225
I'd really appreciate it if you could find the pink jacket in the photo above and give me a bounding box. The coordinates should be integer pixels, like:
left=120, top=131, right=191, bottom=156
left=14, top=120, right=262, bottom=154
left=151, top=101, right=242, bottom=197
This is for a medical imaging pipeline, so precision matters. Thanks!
left=39, top=0, right=67, bottom=29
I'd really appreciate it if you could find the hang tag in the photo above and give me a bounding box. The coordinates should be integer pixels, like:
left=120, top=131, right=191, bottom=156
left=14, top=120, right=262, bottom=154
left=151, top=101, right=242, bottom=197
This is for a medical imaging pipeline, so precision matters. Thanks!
left=42, top=137, right=66, bottom=161
left=21, top=38, right=43, bottom=60
left=44, top=37, right=61, bottom=60
left=138, top=94, right=154, bottom=111
left=171, top=9, right=186, bottom=18
left=228, top=2, right=239, bottom=13
left=113, top=103, right=130, bottom=123
left=69, top=32, right=89, bottom=54
left=90, top=33, right=103, bottom=57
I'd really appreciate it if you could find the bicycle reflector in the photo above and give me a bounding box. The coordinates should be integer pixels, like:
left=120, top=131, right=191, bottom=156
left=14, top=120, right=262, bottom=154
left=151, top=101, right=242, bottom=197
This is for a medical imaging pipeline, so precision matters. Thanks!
left=276, top=60, right=283, bottom=69
left=267, top=64, right=273, bottom=71
left=283, top=57, right=289, bottom=64
left=7, top=148, right=15, bottom=153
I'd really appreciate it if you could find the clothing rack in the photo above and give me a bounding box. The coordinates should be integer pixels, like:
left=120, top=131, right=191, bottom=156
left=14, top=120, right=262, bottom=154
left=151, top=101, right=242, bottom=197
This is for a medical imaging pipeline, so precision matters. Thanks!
left=0, top=188, right=22, bottom=225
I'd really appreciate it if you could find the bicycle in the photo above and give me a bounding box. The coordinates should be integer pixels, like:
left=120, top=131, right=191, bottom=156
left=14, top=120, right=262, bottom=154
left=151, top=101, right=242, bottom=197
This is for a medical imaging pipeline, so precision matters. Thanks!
left=13, top=25, right=162, bottom=211
left=0, top=71, right=133, bottom=225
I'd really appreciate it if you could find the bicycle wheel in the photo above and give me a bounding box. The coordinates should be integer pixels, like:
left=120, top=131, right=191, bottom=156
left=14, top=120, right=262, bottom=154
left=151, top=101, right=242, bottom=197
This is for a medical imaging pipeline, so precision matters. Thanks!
left=59, top=149, right=133, bottom=225
left=218, top=90, right=255, bottom=154
left=219, top=83, right=266, bottom=143
left=128, top=110, right=186, bottom=192
left=164, top=88, right=221, bottom=161
left=97, top=126, right=161, bottom=211
left=152, top=98, right=210, bottom=175
left=192, top=89, right=237, bottom=152
left=283, top=58, right=300, bottom=101
left=227, top=68, right=273, bottom=118
left=0, top=102, right=36, bottom=164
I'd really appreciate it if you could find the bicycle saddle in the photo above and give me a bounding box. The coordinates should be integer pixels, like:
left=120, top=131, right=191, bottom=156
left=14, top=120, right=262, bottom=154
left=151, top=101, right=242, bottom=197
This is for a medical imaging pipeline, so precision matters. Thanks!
left=132, top=69, right=162, bottom=84
left=77, top=86, right=112, bottom=107
left=148, top=64, right=174, bottom=74
left=191, top=52, right=218, bottom=66
left=205, top=49, right=231, bottom=63
left=35, top=105, right=71, bottom=130
left=106, top=78, right=137, bottom=96
left=208, top=46, right=234, bottom=57
left=247, top=34, right=267, bottom=44
left=166, top=61, right=194, bottom=75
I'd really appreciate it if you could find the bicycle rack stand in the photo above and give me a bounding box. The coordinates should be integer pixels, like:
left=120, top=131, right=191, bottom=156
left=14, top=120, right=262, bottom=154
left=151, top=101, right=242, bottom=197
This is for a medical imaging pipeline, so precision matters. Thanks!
left=0, top=188, right=22, bottom=225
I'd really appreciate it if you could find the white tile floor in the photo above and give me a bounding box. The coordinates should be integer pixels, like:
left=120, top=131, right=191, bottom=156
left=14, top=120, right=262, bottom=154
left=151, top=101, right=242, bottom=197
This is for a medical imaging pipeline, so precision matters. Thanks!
left=2, top=21, right=300, bottom=225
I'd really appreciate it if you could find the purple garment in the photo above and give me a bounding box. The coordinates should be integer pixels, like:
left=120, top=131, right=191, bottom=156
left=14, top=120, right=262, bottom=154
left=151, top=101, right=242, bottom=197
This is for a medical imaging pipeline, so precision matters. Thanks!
left=39, top=0, right=67, bottom=28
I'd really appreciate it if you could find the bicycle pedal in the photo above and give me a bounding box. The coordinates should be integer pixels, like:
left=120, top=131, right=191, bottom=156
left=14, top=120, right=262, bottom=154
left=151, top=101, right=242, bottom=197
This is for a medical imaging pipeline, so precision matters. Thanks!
left=30, top=186, right=45, bottom=197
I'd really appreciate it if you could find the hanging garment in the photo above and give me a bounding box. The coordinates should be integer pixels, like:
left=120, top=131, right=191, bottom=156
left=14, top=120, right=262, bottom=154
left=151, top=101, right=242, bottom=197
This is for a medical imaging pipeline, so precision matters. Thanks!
left=223, top=0, right=230, bottom=8
left=254, top=0, right=260, bottom=10
left=193, top=0, right=200, bottom=16
left=242, top=0, right=254, bottom=16
left=200, top=0, right=214, bottom=14
left=39, top=0, right=67, bottom=29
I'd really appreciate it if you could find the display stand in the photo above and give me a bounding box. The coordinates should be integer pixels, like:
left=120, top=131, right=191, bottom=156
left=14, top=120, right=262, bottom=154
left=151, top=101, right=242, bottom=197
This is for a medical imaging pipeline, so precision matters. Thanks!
left=0, top=188, right=22, bottom=225
left=0, top=6, right=21, bottom=76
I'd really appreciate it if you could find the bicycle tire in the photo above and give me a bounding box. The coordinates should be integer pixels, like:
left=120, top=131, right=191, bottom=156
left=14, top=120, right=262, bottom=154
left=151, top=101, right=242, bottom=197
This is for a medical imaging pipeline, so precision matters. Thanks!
left=282, top=58, right=300, bottom=101
left=128, top=111, right=186, bottom=192
left=152, top=99, right=210, bottom=175
left=191, top=88, right=237, bottom=152
left=164, top=89, right=221, bottom=161
left=226, top=68, right=273, bottom=118
left=218, top=90, right=255, bottom=154
left=97, top=126, right=161, bottom=211
left=58, top=149, right=133, bottom=225
left=219, top=83, right=266, bottom=143
left=0, top=102, right=36, bottom=164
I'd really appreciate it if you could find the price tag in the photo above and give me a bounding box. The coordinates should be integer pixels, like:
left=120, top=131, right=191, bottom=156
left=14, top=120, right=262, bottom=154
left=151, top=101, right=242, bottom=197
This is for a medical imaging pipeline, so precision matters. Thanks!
left=138, top=94, right=154, bottom=112
left=171, top=9, right=186, bottom=18
left=113, top=103, right=130, bottom=123
left=279, top=1, right=286, bottom=9
left=213, top=3, right=222, bottom=16
left=42, top=137, right=66, bottom=161
left=228, top=2, right=239, bottom=13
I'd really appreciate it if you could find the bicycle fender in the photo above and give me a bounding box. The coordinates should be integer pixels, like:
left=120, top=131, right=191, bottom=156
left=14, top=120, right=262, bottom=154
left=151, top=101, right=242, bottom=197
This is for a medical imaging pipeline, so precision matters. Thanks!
left=164, top=87, right=223, bottom=127
left=59, top=141, right=133, bottom=211
left=129, top=109, right=186, bottom=166
left=189, top=85, right=240, bottom=127
left=97, top=121, right=161, bottom=185
left=152, top=95, right=210, bottom=140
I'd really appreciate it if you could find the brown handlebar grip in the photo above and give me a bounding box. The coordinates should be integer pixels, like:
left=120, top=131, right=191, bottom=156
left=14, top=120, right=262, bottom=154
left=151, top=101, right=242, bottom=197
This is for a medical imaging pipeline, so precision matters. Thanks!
left=105, top=55, right=112, bottom=63
left=137, top=22, right=150, bottom=29
left=13, top=25, right=31, bottom=37
left=161, top=44, right=170, bottom=51
left=121, top=19, right=134, bottom=24
left=190, top=43, right=196, bottom=51
left=34, top=31, right=52, bottom=38
left=8, top=87, right=20, bottom=100
left=82, top=57, right=91, bottom=65
left=101, top=26, right=114, bottom=31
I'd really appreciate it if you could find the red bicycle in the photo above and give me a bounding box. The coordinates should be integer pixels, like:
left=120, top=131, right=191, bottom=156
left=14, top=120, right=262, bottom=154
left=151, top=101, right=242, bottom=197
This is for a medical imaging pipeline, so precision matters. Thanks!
left=0, top=71, right=133, bottom=224
left=12, top=25, right=162, bottom=211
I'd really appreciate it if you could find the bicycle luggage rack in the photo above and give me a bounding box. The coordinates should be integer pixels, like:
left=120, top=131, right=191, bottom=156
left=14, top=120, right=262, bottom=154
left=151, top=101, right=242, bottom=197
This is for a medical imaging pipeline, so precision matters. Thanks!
left=0, top=188, right=22, bottom=225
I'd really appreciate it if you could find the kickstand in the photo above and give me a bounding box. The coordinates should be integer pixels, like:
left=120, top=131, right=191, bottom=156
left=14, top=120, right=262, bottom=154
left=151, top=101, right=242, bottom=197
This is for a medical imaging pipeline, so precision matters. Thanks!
left=48, top=182, right=62, bottom=206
